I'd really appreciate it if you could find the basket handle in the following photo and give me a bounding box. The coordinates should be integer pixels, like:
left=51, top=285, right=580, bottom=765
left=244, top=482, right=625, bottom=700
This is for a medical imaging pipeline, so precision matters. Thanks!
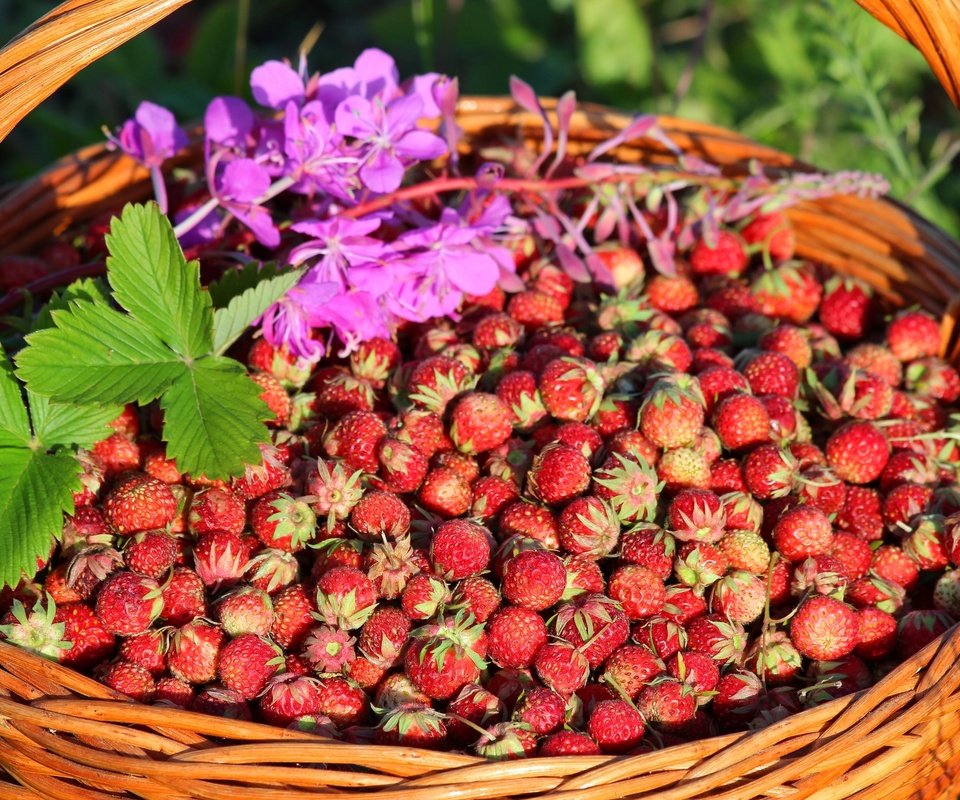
left=854, top=0, right=960, bottom=107
left=0, top=0, right=194, bottom=145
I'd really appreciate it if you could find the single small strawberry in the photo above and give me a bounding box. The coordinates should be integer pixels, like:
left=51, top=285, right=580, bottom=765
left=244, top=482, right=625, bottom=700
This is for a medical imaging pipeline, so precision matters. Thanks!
left=404, top=613, right=488, bottom=700
left=95, top=572, right=163, bottom=636
left=886, top=310, right=941, bottom=362
left=507, top=290, right=565, bottom=328
left=639, top=375, right=706, bottom=450
left=608, top=564, right=665, bottom=620
left=557, top=496, right=620, bottom=557
left=323, top=410, right=387, bottom=474
left=349, top=337, right=401, bottom=388
left=818, top=276, right=873, bottom=341
left=636, top=678, right=697, bottom=730
left=101, top=661, right=156, bottom=702
left=155, top=677, right=195, bottom=708
left=407, top=355, right=476, bottom=414
left=376, top=438, right=429, bottom=494
left=539, top=730, right=602, bottom=756
left=526, top=443, right=591, bottom=505
left=122, top=530, right=177, bottom=580
left=188, top=487, right=245, bottom=536
left=897, top=609, right=954, bottom=658
left=537, top=357, right=605, bottom=423
left=431, top=519, right=493, bottom=580
left=418, top=466, right=472, bottom=518
left=103, top=473, right=177, bottom=535
left=592, top=452, right=662, bottom=523
left=314, top=566, right=378, bottom=630
left=790, top=595, right=860, bottom=661
left=269, top=584, right=315, bottom=650
left=689, top=229, right=748, bottom=276
left=710, top=571, right=766, bottom=624
left=214, top=586, right=275, bottom=637
left=773, top=504, right=834, bottom=563
left=218, top=634, right=283, bottom=700
left=855, top=606, right=898, bottom=661
left=667, top=488, right=727, bottom=544
left=167, top=620, right=224, bottom=684
left=647, top=274, right=699, bottom=314
left=533, top=641, right=590, bottom=697
left=502, top=550, right=566, bottom=611
left=349, top=490, right=410, bottom=541
left=752, top=263, right=822, bottom=324
left=313, top=368, right=376, bottom=418
left=471, top=475, right=520, bottom=521
left=554, top=593, right=630, bottom=668
left=712, top=393, right=771, bottom=451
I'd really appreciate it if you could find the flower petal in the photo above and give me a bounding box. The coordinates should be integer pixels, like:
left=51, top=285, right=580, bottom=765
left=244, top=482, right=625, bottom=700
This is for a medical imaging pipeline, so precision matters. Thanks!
left=250, top=60, right=305, bottom=109
left=359, top=148, right=404, bottom=194
left=205, top=96, right=254, bottom=147
left=394, top=129, right=447, bottom=162
left=220, top=158, right=271, bottom=203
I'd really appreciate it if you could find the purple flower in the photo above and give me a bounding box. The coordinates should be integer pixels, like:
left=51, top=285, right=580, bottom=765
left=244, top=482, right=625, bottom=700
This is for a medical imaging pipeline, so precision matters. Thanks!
left=316, top=49, right=401, bottom=120
left=289, top=216, right=388, bottom=289
left=109, top=101, right=188, bottom=213
left=250, top=60, right=306, bottom=109
left=281, top=100, right=356, bottom=198
left=115, top=101, right=188, bottom=167
left=260, top=292, right=326, bottom=360
left=210, top=157, right=280, bottom=248
left=335, top=94, right=446, bottom=193
left=205, top=96, right=255, bottom=149
left=385, top=208, right=501, bottom=321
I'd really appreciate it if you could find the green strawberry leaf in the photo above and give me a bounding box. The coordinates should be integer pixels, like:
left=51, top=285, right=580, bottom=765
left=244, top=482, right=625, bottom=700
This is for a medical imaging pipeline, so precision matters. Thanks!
left=212, top=265, right=305, bottom=355
left=208, top=260, right=292, bottom=308
left=105, top=202, right=214, bottom=359
left=160, top=356, right=270, bottom=479
left=15, top=300, right=184, bottom=405
left=0, top=447, right=80, bottom=590
left=0, top=352, right=30, bottom=448
left=32, top=277, right=111, bottom=332
left=27, top=392, right=119, bottom=450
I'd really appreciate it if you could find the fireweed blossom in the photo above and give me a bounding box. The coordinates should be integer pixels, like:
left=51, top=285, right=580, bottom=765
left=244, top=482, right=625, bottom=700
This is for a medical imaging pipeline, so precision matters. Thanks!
left=107, top=101, right=188, bottom=213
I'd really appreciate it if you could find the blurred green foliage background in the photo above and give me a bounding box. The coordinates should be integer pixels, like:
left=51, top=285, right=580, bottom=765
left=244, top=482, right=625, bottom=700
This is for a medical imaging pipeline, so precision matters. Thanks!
left=3, top=0, right=959, bottom=234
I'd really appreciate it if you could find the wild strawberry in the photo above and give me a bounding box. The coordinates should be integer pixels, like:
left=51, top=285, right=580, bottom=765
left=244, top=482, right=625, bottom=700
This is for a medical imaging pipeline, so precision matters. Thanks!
left=743, top=630, right=802, bottom=685
left=712, top=670, right=763, bottom=729
left=258, top=673, right=324, bottom=727
left=168, top=620, right=224, bottom=684
left=250, top=370, right=291, bottom=426
left=376, top=438, right=429, bottom=494
left=661, top=584, right=708, bottom=625
left=512, top=686, right=566, bottom=735
left=659, top=447, right=711, bottom=490
left=304, top=459, right=363, bottom=534
left=486, top=605, right=548, bottom=669
left=494, top=371, right=547, bottom=429
left=537, top=357, right=605, bottom=423
left=188, top=487, right=245, bottom=536
left=418, top=466, right=472, bottom=518
left=407, top=355, right=476, bottom=414
left=346, top=490, right=408, bottom=542
left=647, top=274, right=699, bottom=314
left=404, top=613, right=488, bottom=700
left=231, top=444, right=292, bottom=500
left=710, top=571, right=766, bottom=624
left=100, top=661, right=156, bottom=702
left=159, top=567, right=206, bottom=626
left=639, top=375, right=705, bottom=450
left=582, top=698, right=645, bottom=754
left=897, top=609, right=954, bottom=658
left=602, top=644, right=662, bottom=699
left=902, top=515, right=950, bottom=571
left=302, top=624, right=356, bottom=673
left=554, top=593, right=630, bottom=668
left=829, top=531, right=873, bottom=581
left=350, top=337, right=401, bottom=388
left=247, top=548, right=300, bottom=594
left=315, top=566, right=378, bottom=629
left=790, top=595, right=860, bottom=660
left=156, top=677, right=195, bottom=708
left=94, top=572, right=163, bottom=636
left=123, top=530, right=177, bottom=579
left=685, top=614, right=747, bottom=665
left=357, top=606, right=411, bottom=668
left=743, top=444, right=797, bottom=499
left=844, top=343, right=902, bottom=388
left=711, top=393, right=770, bottom=451
left=374, top=703, right=449, bottom=749
left=91, top=432, right=141, bottom=479
left=313, top=369, right=376, bottom=417
left=389, top=408, right=451, bottom=459
left=825, top=421, right=890, bottom=485
left=740, top=211, right=795, bottom=261
left=608, top=564, right=665, bottom=620
left=666, top=649, right=720, bottom=693
left=673, top=542, right=728, bottom=592
left=636, top=678, right=697, bottom=730
left=534, top=641, right=590, bottom=696
left=193, top=531, right=251, bottom=588
left=472, top=721, right=539, bottom=760
left=471, top=475, right=520, bottom=522
left=264, top=584, right=313, bottom=652
left=190, top=686, right=251, bottom=720
left=400, top=573, right=452, bottom=620
left=592, top=452, right=661, bottom=523
left=103, top=473, right=177, bottom=535
left=539, top=730, right=601, bottom=756
left=214, top=586, right=274, bottom=637
left=502, top=550, right=565, bottom=611
left=431, top=519, right=493, bottom=580
left=667, top=488, right=726, bottom=544
left=446, top=392, right=514, bottom=456
left=819, top=277, right=873, bottom=341
left=218, top=634, right=283, bottom=699
left=689, top=229, right=748, bottom=276
left=886, top=310, right=941, bottom=362
left=365, top=536, right=421, bottom=600
left=323, top=410, right=386, bottom=474
left=773, top=504, right=834, bottom=563
left=0, top=599, right=104, bottom=668
left=557, top=496, right=620, bottom=557
left=507, top=290, right=565, bottom=328
left=524, top=443, right=589, bottom=506
left=854, top=606, right=898, bottom=660
left=752, top=263, right=822, bottom=324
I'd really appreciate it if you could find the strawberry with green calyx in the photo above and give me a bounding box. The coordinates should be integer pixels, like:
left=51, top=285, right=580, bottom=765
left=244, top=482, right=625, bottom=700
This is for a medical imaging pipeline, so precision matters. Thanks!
left=471, top=475, right=520, bottom=522
left=448, top=393, right=513, bottom=455
left=495, top=371, right=548, bottom=430
left=447, top=684, right=506, bottom=746
left=160, top=567, right=208, bottom=626
left=743, top=444, right=798, bottom=499
left=512, top=686, right=566, bottom=735
left=904, top=358, right=960, bottom=403
left=231, top=444, right=293, bottom=500
left=407, top=356, right=477, bottom=414
left=404, top=612, right=488, bottom=700
left=933, top=570, right=960, bottom=617
left=349, top=338, right=401, bottom=389
left=745, top=630, right=802, bottom=685
left=602, top=644, right=662, bottom=700
left=639, top=374, right=705, bottom=449
left=636, top=677, right=697, bottom=731
left=533, top=640, right=590, bottom=697
left=710, top=571, right=767, bottom=624
left=471, top=312, right=524, bottom=349
left=251, top=491, right=317, bottom=553
left=451, top=575, right=501, bottom=623
left=553, top=593, right=630, bottom=669
left=375, top=703, right=449, bottom=749
left=218, top=634, right=284, bottom=700
left=376, top=438, right=429, bottom=494
left=592, top=452, right=662, bottom=523
left=896, top=609, right=955, bottom=658
left=666, top=650, right=720, bottom=695
left=64, top=542, right=123, bottom=600
left=258, top=673, right=325, bottom=727
left=306, top=460, right=364, bottom=534
left=314, top=566, right=378, bottom=630
left=472, top=721, right=539, bottom=760
left=248, top=547, right=300, bottom=595
left=538, top=357, right=606, bottom=423
left=322, top=411, right=387, bottom=474
left=632, top=616, right=687, bottom=661
left=247, top=338, right=313, bottom=390
left=557, top=496, right=620, bottom=557
left=193, top=530, right=252, bottom=588
left=303, top=625, right=357, bottom=674
left=366, top=535, right=423, bottom=600
left=667, top=489, right=727, bottom=544
left=401, top=573, right=452, bottom=621
left=751, top=262, right=822, bottom=324
left=624, top=330, right=692, bottom=373
left=313, top=369, right=376, bottom=418
left=167, top=619, right=224, bottom=685
left=0, top=596, right=72, bottom=661
left=358, top=606, right=411, bottom=668
left=719, top=491, right=763, bottom=532
left=619, top=525, right=676, bottom=579
left=673, top=542, right=728, bottom=593
left=95, top=571, right=164, bottom=636
left=685, top=614, right=747, bottom=666
left=562, top=553, right=606, bottom=598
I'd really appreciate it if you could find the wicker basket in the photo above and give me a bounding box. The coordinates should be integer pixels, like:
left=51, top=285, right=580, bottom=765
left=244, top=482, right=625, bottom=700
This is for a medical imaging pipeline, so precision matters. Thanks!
left=2, top=2, right=960, bottom=799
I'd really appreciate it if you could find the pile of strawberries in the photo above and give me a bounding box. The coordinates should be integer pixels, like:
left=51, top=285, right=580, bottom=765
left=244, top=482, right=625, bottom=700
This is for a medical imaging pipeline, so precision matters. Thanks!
left=3, top=210, right=960, bottom=759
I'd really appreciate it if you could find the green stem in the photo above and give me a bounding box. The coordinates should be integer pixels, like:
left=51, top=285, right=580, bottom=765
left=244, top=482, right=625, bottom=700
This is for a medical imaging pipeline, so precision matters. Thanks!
left=412, top=0, right=436, bottom=72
